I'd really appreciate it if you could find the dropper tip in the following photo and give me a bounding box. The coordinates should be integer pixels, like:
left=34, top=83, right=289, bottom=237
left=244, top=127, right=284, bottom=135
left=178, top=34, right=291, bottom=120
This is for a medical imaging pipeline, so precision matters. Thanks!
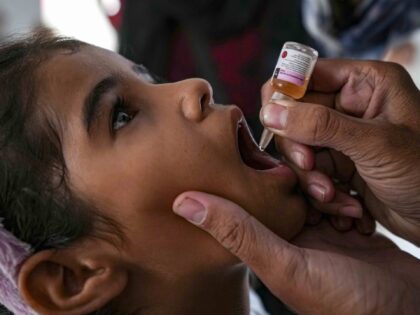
left=258, top=128, right=274, bottom=152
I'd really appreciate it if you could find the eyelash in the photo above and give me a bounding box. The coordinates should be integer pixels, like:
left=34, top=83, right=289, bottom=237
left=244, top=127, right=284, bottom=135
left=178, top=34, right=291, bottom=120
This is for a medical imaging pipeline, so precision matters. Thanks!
left=110, top=97, right=136, bottom=134
left=109, top=68, right=161, bottom=135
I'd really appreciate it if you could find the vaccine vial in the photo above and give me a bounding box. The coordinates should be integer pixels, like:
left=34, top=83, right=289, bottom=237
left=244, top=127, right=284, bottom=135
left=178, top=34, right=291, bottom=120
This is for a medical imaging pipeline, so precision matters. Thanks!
left=259, top=42, right=318, bottom=151
left=271, top=41, right=318, bottom=99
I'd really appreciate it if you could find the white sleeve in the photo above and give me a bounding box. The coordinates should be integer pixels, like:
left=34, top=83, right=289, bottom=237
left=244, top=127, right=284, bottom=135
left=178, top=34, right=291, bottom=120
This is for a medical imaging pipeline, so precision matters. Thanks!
left=249, top=288, right=270, bottom=315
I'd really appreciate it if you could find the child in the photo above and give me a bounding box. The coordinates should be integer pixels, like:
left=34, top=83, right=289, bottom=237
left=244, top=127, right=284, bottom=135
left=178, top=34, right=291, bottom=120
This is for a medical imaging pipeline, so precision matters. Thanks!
left=0, top=31, right=307, bottom=315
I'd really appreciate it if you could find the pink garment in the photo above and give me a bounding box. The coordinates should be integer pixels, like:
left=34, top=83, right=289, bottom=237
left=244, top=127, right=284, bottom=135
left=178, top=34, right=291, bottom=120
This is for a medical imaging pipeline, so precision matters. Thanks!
left=0, top=221, right=35, bottom=314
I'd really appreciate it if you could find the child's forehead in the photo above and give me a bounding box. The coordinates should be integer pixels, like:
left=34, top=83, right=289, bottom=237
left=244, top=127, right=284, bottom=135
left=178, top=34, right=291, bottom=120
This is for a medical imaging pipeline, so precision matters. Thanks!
left=35, top=46, right=130, bottom=128
left=41, top=45, right=130, bottom=77
left=37, top=46, right=130, bottom=103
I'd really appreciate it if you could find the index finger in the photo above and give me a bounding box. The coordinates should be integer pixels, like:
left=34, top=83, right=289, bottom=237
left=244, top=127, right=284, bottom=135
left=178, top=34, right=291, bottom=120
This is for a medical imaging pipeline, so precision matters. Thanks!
left=308, top=59, right=391, bottom=117
left=309, top=59, right=366, bottom=93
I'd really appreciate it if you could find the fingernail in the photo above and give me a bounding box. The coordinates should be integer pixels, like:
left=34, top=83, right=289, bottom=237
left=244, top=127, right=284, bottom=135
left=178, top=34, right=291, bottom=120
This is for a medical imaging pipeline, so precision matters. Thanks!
left=308, top=184, right=326, bottom=202
left=291, top=151, right=305, bottom=169
left=339, top=206, right=362, bottom=218
left=173, top=197, right=207, bottom=224
left=262, top=104, right=288, bottom=129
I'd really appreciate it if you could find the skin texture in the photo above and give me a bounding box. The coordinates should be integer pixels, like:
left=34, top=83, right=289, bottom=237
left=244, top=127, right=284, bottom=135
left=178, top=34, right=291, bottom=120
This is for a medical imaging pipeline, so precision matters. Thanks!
left=18, top=45, right=307, bottom=315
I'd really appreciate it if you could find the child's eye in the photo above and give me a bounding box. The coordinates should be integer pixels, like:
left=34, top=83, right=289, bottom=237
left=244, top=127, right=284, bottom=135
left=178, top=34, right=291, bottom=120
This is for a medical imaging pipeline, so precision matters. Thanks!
left=111, top=97, right=135, bottom=132
left=113, top=110, right=133, bottom=131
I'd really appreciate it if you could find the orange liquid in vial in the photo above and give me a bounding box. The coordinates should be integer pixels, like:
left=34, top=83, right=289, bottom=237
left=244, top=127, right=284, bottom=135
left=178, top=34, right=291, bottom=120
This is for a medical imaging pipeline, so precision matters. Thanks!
left=271, top=77, right=310, bottom=100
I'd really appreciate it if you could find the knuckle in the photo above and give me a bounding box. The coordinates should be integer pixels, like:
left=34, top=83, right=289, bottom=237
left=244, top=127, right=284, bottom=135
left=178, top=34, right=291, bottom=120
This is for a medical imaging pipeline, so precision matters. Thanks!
left=379, top=61, right=410, bottom=86
left=309, top=106, right=337, bottom=145
left=217, top=214, right=255, bottom=257
left=385, top=61, right=407, bottom=77
left=352, top=61, right=385, bottom=89
left=283, top=247, right=307, bottom=283
left=364, top=60, right=384, bottom=72
left=268, top=245, right=309, bottom=294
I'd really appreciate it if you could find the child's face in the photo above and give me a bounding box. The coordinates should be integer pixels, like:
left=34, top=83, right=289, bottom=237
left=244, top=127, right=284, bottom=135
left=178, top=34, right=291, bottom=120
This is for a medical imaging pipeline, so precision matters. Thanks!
left=36, top=45, right=306, bottom=274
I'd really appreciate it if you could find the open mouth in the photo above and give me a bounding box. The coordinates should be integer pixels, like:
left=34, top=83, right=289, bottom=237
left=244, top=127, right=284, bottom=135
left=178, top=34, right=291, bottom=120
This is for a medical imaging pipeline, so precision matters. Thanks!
left=236, top=118, right=280, bottom=170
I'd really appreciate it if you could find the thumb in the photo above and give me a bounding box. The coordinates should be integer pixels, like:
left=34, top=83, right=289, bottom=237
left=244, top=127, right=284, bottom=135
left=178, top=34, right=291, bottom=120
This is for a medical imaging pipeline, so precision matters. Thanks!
left=172, top=191, right=313, bottom=309
left=172, top=191, right=298, bottom=272
left=260, top=100, right=376, bottom=160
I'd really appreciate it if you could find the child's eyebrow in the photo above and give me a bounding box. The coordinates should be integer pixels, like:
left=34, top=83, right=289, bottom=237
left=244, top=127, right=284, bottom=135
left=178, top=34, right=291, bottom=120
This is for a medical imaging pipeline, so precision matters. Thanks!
left=83, top=76, right=117, bottom=134
left=132, top=63, right=166, bottom=83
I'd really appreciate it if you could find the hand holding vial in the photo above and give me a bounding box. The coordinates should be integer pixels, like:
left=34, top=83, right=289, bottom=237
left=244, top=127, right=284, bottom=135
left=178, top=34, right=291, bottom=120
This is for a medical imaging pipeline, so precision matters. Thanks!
left=260, top=59, right=420, bottom=245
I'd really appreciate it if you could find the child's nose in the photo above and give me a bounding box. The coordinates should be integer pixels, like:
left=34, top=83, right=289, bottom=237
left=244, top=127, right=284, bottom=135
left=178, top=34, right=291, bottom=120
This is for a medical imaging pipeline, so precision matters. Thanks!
left=179, top=79, right=213, bottom=122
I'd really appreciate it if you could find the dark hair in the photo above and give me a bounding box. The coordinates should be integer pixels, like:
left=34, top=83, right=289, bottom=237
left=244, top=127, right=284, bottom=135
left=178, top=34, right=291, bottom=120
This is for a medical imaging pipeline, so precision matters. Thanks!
left=0, top=30, right=123, bottom=314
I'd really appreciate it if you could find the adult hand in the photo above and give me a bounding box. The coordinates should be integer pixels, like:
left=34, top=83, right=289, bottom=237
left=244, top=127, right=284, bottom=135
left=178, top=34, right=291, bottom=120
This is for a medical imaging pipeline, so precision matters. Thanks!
left=173, top=191, right=420, bottom=315
left=261, top=60, right=420, bottom=245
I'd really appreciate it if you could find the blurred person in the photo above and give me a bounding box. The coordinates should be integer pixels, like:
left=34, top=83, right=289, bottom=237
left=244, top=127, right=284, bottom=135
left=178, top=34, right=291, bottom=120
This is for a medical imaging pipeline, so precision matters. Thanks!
left=384, top=28, right=420, bottom=88
left=302, top=0, right=419, bottom=59
left=116, top=0, right=308, bottom=131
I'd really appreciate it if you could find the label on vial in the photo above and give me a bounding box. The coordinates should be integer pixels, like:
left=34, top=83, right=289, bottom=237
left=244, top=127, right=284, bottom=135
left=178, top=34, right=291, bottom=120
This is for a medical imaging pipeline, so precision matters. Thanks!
left=272, top=48, right=312, bottom=86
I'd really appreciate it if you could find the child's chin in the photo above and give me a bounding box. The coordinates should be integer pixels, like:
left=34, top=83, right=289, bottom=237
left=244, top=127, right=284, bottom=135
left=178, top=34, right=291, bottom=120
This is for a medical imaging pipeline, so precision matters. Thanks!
left=255, top=199, right=307, bottom=241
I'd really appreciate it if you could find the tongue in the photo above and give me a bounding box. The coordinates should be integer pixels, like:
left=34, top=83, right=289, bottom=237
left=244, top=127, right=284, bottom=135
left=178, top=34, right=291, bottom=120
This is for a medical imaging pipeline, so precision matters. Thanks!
left=241, top=146, right=279, bottom=170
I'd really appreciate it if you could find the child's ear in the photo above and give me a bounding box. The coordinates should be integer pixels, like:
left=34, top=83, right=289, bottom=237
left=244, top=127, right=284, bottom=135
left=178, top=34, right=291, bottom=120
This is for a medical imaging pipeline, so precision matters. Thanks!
left=17, top=244, right=128, bottom=315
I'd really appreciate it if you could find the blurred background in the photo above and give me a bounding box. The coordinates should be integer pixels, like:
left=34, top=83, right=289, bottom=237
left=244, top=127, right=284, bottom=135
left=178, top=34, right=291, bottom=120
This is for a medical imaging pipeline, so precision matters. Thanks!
left=4, top=0, right=420, bottom=122
left=0, top=0, right=419, bottom=313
